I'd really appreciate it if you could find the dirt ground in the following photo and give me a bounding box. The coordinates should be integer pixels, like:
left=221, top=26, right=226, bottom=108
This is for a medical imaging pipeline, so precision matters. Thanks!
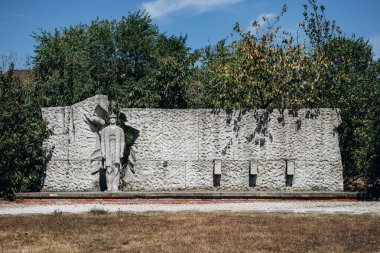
left=0, top=212, right=379, bottom=252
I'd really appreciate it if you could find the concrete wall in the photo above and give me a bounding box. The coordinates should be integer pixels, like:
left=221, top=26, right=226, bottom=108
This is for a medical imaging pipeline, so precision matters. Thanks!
left=120, top=108, right=343, bottom=191
left=41, top=95, right=344, bottom=191
left=41, top=95, right=108, bottom=191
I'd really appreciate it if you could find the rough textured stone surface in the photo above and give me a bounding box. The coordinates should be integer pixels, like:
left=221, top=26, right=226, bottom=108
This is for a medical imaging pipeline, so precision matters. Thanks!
left=120, top=108, right=343, bottom=191
left=42, top=95, right=109, bottom=191
left=41, top=96, right=343, bottom=191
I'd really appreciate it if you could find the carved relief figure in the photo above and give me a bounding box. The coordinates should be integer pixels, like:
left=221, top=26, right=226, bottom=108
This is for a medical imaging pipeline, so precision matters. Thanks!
left=101, top=113, right=125, bottom=191
left=85, top=110, right=106, bottom=174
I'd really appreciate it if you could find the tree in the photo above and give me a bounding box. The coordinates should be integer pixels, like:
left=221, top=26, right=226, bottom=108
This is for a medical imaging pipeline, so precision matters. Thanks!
left=0, top=64, right=48, bottom=199
left=33, top=11, right=197, bottom=109
left=369, top=58, right=380, bottom=194
left=320, top=38, right=379, bottom=183
left=195, top=5, right=330, bottom=109
left=300, top=0, right=379, bottom=192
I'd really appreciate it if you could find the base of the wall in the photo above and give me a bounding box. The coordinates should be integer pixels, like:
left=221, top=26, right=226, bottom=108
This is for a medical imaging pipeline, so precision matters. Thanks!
left=16, top=191, right=371, bottom=200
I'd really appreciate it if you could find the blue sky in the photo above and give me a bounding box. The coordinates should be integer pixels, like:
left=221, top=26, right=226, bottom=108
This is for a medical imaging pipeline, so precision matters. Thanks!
left=1, top=0, right=379, bottom=69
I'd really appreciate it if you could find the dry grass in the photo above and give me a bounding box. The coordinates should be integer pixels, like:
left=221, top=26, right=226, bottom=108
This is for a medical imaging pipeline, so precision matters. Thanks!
left=0, top=212, right=379, bottom=252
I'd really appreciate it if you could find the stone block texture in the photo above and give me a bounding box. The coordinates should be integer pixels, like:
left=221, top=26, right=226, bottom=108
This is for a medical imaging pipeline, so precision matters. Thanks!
left=41, top=95, right=108, bottom=191
left=120, top=108, right=343, bottom=191
left=42, top=95, right=343, bottom=191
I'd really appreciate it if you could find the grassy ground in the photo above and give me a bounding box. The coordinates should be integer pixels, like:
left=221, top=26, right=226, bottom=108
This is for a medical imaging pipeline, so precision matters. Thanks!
left=0, top=212, right=379, bottom=252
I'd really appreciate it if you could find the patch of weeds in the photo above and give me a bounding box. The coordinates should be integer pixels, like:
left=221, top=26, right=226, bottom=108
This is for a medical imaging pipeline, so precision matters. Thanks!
left=116, top=208, right=127, bottom=216
left=89, top=208, right=109, bottom=215
left=53, top=209, right=62, bottom=216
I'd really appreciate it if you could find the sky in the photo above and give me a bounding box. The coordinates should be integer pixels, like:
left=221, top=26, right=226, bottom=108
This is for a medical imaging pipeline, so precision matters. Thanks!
left=1, top=0, right=380, bottom=69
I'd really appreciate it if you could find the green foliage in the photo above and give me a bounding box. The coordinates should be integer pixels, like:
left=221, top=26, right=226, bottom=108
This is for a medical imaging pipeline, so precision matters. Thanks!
left=194, top=5, right=331, bottom=109
left=0, top=64, right=48, bottom=199
left=299, top=0, right=379, bottom=191
left=318, top=38, right=379, bottom=184
left=300, top=0, right=341, bottom=48
left=89, top=208, right=109, bottom=215
left=33, top=11, right=197, bottom=109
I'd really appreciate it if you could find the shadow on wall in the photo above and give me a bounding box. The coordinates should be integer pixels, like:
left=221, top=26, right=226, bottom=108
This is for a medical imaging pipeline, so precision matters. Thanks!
left=99, top=169, right=107, bottom=191
left=217, top=109, right=275, bottom=155
left=39, top=146, right=54, bottom=191
left=119, top=112, right=140, bottom=190
left=213, top=175, right=221, bottom=187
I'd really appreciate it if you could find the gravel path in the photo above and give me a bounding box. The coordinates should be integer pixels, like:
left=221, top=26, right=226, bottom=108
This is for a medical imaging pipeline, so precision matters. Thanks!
left=1, top=201, right=379, bottom=216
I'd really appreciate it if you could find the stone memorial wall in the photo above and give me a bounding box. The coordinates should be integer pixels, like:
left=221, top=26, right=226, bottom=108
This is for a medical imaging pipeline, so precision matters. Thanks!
left=42, top=95, right=109, bottom=191
left=42, top=95, right=344, bottom=191
left=120, top=108, right=343, bottom=191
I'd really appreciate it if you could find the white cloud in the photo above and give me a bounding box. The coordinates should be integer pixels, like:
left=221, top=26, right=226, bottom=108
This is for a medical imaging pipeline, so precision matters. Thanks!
left=141, top=0, right=242, bottom=18
left=247, top=12, right=276, bottom=33
left=369, top=35, right=380, bottom=59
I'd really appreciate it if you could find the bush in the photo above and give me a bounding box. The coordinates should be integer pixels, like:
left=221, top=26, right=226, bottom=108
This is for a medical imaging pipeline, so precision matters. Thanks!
left=0, top=64, right=48, bottom=199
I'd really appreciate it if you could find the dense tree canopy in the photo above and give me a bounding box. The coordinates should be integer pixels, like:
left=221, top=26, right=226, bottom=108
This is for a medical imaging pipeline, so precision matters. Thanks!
left=33, top=11, right=197, bottom=109
left=300, top=1, right=379, bottom=190
left=193, top=6, right=332, bottom=109
left=0, top=64, right=47, bottom=199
